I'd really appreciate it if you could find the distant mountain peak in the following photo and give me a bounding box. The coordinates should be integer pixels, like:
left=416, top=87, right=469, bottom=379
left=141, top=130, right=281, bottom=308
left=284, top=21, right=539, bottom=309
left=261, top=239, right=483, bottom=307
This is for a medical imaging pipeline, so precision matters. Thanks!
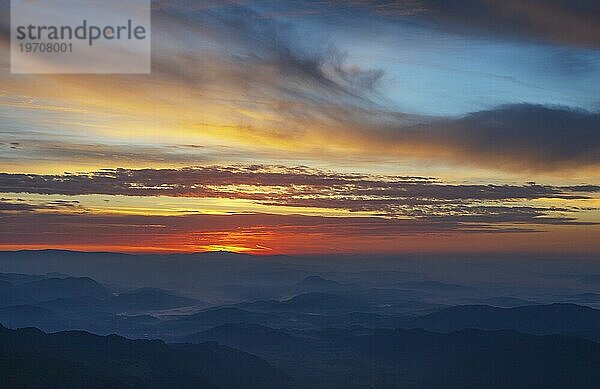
left=298, top=275, right=340, bottom=286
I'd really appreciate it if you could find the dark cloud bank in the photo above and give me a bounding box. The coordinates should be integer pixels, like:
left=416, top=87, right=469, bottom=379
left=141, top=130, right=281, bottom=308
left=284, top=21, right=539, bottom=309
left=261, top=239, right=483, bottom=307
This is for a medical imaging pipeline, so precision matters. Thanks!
left=382, top=104, right=600, bottom=172
left=0, top=165, right=596, bottom=227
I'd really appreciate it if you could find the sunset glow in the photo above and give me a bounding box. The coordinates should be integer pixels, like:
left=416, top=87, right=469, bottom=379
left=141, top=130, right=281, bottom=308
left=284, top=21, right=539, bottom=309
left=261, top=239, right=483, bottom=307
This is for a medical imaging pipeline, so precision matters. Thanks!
left=0, top=0, right=598, bottom=255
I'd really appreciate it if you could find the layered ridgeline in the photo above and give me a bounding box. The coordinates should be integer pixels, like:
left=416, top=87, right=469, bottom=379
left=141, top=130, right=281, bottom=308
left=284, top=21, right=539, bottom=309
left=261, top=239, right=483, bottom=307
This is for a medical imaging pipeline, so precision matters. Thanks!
left=2, top=251, right=600, bottom=388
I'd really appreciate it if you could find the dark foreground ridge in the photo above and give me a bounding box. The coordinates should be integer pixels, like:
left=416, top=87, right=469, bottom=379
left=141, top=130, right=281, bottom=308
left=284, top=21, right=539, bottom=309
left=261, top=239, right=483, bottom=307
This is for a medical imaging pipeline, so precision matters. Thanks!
left=2, top=323, right=600, bottom=389
left=0, top=324, right=289, bottom=389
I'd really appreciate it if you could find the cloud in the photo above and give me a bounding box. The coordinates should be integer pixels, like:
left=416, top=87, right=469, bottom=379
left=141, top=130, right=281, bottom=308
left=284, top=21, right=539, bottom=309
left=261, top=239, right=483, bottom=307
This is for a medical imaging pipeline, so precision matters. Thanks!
left=421, top=0, right=600, bottom=47
left=149, top=2, right=387, bottom=107
left=0, top=165, right=595, bottom=227
left=1, top=205, right=598, bottom=254
left=0, top=198, right=82, bottom=213
left=0, top=2, right=598, bottom=176
left=287, top=0, right=600, bottom=47
left=0, top=139, right=246, bottom=167
left=0, top=1, right=393, bottom=161
left=377, top=104, right=600, bottom=172
left=155, top=0, right=600, bottom=53
left=0, top=165, right=582, bottom=199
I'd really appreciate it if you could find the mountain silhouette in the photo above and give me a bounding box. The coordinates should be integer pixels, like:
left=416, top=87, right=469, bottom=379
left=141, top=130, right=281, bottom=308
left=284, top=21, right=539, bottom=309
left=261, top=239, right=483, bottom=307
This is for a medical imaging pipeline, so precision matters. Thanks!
left=184, top=323, right=298, bottom=349
left=408, top=303, right=600, bottom=334
left=182, top=324, right=600, bottom=389
left=342, top=328, right=600, bottom=389
left=475, top=296, right=537, bottom=308
left=0, top=324, right=289, bottom=388
left=0, top=276, right=110, bottom=308
left=106, top=288, right=202, bottom=313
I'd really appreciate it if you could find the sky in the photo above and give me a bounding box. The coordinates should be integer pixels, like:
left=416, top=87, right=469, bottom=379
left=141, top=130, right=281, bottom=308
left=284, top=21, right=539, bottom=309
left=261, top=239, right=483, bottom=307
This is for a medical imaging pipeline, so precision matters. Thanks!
left=0, top=0, right=599, bottom=255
